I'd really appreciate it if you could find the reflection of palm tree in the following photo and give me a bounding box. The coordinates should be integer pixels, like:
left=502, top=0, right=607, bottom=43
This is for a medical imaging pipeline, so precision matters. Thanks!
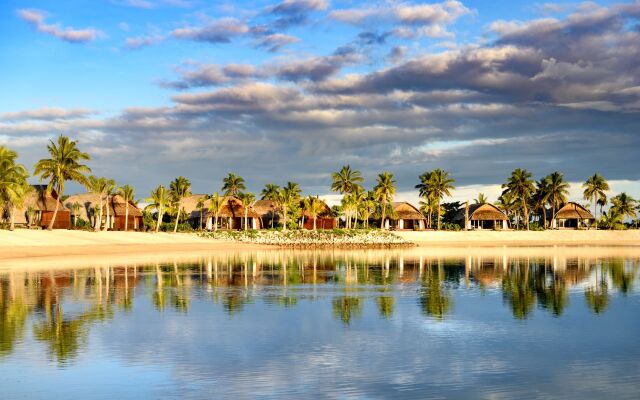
left=585, top=266, right=610, bottom=314
left=608, top=259, right=635, bottom=294
left=332, top=296, right=363, bottom=326
left=501, top=263, right=536, bottom=319
left=0, top=281, right=30, bottom=357
left=535, top=266, right=569, bottom=316
left=376, top=296, right=394, bottom=319
left=419, top=264, right=452, bottom=319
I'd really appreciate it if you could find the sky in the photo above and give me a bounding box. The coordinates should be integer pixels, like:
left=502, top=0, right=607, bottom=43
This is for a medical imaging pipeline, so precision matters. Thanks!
left=1, top=0, right=639, bottom=204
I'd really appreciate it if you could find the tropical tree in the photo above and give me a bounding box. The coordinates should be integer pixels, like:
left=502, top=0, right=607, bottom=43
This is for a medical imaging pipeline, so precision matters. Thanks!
left=0, top=146, right=30, bottom=230
left=545, top=171, right=570, bottom=229
left=86, top=176, right=110, bottom=231
left=331, top=165, right=363, bottom=195
left=222, top=173, right=246, bottom=197
left=474, top=193, right=488, bottom=204
left=209, top=192, right=224, bottom=231
left=260, top=183, right=280, bottom=200
left=502, top=168, right=535, bottom=230
left=303, top=196, right=325, bottom=230
left=533, top=179, right=550, bottom=228
left=278, top=183, right=300, bottom=231
left=146, top=185, right=170, bottom=233
left=169, top=176, right=191, bottom=233
left=101, top=178, right=116, bottom=231
left=71, top=202, right=81, bottom=227
left=610, top=193, right=637, bottom=224
left=238, top=192, right=256, bottom=230
left=416, top=169, right=455, bottom=230
left=195, top=195, right=210, bottom=231
left=33, top=136, right=91, bottom=230
left=7, top=181, right=33, bottom=231
left=359, top=193, right=377, bottom=229
left=583, top=173, right=610, bottom=230
left=117, top=184, right=135, bottom=232
left=374, top=172, right=396, bottom=229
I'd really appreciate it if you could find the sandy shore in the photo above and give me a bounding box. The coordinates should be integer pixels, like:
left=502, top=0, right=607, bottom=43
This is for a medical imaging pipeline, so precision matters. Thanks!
left=0, top=229, right=639, bottom=270
left=396, top=230, right=640, bottom=246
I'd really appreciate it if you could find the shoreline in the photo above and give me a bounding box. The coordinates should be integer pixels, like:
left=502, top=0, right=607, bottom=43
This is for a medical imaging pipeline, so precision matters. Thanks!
left=0, top=229, right=638, bottom=269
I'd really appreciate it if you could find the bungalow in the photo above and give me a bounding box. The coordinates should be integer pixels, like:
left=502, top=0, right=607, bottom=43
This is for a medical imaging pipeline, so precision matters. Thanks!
left=64, top=193, right=144, bottom=230
left=253, top=199, right=282, bottom=229
left=550, top=202, right=595, bottom=229
left=454, top=203, right=509, bottom=230
left=300, top=199, right=335, bottom=230
left=384, top=202, right=426, bottom=230
left=14, top=185, right=71, bottom=229
left=184, top=195, right=261, bottom=230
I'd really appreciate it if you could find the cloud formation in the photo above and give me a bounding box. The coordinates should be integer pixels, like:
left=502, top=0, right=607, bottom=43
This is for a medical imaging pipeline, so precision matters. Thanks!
left=171, top=18, right=249, bottom=43
left=17, top=9, right=102, bottom=43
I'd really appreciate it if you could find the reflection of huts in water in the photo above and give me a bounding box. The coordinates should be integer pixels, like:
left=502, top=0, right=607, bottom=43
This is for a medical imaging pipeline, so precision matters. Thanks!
left=384, top=202, right=426, bottom=230
left=300, top=199, right=335, bottom=230
left=13, top=185, right=71, bottom=229
left=454, top=203, right=509, bottom=230
left=549, top=202, right=595, bottom=229
left=64, top=193, right=144, bottom=230
left=183, top=195, right=261, bottom=230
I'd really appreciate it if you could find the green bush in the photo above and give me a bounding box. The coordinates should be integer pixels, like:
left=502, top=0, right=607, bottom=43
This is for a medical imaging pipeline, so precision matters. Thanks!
left=528, top=222, right=545, bottom=231
left=443, top=223, right=461, bottom=231
left=160, top=222, right=194, bottom=232
left=72, top=218, right=93, bottom=231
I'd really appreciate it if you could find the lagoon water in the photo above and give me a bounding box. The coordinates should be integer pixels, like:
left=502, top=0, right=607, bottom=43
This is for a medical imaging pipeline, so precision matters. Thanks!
left=1, top=247, right=639, bottom=399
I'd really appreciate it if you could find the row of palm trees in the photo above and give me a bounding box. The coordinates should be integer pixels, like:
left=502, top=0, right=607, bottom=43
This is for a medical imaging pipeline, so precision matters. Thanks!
left=2, top=136, right=639, bottom=232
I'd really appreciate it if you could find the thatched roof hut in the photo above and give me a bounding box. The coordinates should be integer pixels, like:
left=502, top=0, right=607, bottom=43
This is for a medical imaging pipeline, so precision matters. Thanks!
left=454, top=203, right=509, bottom=230
left=184, top=195, right=261, bottom=229
left=551, top=202, right=595, bottom=229
left=64, top=193, right=143, bottom=230
left=386, top=202, right=426, bottom=230
left=15, top=185, right=70, bottom=229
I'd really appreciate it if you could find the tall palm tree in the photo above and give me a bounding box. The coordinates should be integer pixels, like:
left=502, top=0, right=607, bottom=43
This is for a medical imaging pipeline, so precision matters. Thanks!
left=209, top=192, right=224, bottom=231
left=331, top=165, right=363, bottom=195
left=278, top=184, right=300, bottom=231
left=374, top=172, right=396, bottom=229
left=502, top=168, right=535, bottom=230
left=146, top=185, right=170, bottom=233
left=71, top=202, right=81, bottom=227
left=117, top=184, right=135, bottom=231
left=260, top=183, right=280, bottom=200
left=533, top=179, right=550, bottom=228
left=474, top=193, right=488, bottom=204
left=611, top=193, right=637, bottom=223
left=33, top=136, right=91, bottom=230
left=0, top=146, right=30, bottom=230
left=169, top=176, right=191, bottom=233
left=195, top=195, right=210, bottom=231
left=583, top=173, right=610, bottom=230
left=86, top=176, right=110, bottom=231
left=303, top=196, right=325, bottom=230
left=7, top=181, right=32, bottom=231
left=545, top=171, right=570, bottom=229
left=222, top=173, right=246, bottom=197
left=102, top=178, right=117, bottom=231
left=416, top=169, right=455, bottom=230
left=238, top=192, right=256, bottom=230
left=359, top=193, right=377, bottom=229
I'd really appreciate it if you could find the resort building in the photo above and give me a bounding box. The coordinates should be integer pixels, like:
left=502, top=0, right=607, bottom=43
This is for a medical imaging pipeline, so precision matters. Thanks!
left=301, top=199, right=335, bottom=230
left=64, top=193, right=144, bottom=230
left=550, top=202, right=595, bottom=229
left=184, top=195, right=261, bottom=230
left=253, top=199, right=282, bottom=229
left=454, top=203, right=509, bottom=230
left=383, top=202, right=427, bottom=230
left=14, top=185, right=71, bottom=229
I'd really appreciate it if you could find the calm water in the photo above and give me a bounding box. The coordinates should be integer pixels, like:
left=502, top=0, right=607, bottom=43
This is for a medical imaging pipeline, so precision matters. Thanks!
left=1, top=248, right=639, bottom=399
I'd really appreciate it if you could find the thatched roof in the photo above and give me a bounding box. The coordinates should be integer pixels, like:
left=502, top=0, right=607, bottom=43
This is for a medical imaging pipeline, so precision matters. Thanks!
left=391, top=202, right=425, bottom=220
left=300, top=198, right=332, bottom=219
left=469, top=203, right=508, bottom=221
left=554, top=202, right=595, bottom=220
left=14, top=185, right=68, bottom=224
left=253, top=199, right=282, bottom=218
left=64, top=193, right=142, bottom=220
left=184, top=195, right=260, bottom=219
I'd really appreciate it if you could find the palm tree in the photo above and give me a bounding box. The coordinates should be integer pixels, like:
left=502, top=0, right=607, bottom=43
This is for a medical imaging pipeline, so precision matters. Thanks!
left=195, top=196, right=210, bottom=231
left=474, top=193, right=488, bottom=204
left=278, top=184, right=300, bottom=231
left=102, top=178, right=116, bottom=231
left=583, top=173, right=610, bottom=230
left=0, top=146, right=30, bottom=230
left=33, top=136, right=91, bottom=230
left=611, top=193, right=637, bottom=224
left=545, top=171, right=570, bottom=229
left=331, top=165, right=363, bottom=195
left=359, top=193, right=377, bottom=229
left=222, top=173, right=246, bottom=197
left=71, top=202, right=81, bottom=227
left=374, top=172, right=396, bottom=229
left=303, top=196, right=325, bottom=230
left=261, top=183, right=280, bottom=200
left=502, top=168, right=535, bottom=230
left=7, top=181, right=32, bottom=231
left=238, top=192, right=256, bottom=230
left=86, top=176, right=110, bottom=231
left=169, top=176, right=191, bottom=233
left=209, top=192, right=224, bottom=231
left=146, top=185, right=170, bottom=232
left=416, top=169, right=455, bottom=230
left=533, top=179, right=550, bottom=228
left=117, top=185, right=135, bottom=231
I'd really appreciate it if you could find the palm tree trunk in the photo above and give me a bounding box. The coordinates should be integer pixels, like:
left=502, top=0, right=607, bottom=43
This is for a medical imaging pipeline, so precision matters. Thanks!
left=437, top=200, right=442, bottom=230
left=244, top=209, right=248, bottom=231
left=380, top=203, right=386, bottom=229
left=552, top=204, right=556, bottom=230
left=125, top=203, right=129, bottom=232
left=594, top=193, right=598, bottom=230
left=155, top=206, right=163, bottom=232
left=313, top=217, right=317, bottom=230
left=524, top=204, right=529, bottom=230
left=199, top=208, right=203, bottom=231
left=173, top=206, right=181, bottom=233
left=95, top=198, right=102, bottom=232
left=103, top=196, right=110, bottom=231
left=47, top=188, right=61, bottom=231
left=282, top=204, right=287, bottom=231
left=9, top=207, right=16, bottom=231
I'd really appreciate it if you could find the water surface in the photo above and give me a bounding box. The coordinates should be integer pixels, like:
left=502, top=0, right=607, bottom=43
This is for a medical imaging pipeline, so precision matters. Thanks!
left=1, top=248, right=639, bottom=399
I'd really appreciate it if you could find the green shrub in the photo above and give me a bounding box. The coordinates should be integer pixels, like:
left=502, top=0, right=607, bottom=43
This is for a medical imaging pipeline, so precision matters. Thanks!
left=443, top=223, right=461, bottom=231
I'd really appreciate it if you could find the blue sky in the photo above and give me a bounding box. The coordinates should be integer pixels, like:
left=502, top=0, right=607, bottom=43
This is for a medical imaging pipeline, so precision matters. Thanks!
left=1, top=0, right=639, bottom=202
